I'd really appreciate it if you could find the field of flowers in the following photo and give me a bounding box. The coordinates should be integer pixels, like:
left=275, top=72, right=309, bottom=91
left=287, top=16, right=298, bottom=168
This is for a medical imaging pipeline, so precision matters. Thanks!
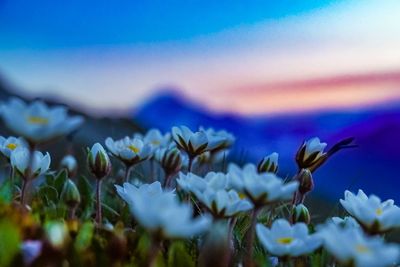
left=0, top=97, right=399, bottom=267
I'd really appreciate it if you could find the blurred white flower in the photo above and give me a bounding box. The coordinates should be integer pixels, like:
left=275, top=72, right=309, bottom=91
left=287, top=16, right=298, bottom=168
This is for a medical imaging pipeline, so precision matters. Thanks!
left=317, top=222, right=400, bottom=267
left=1, top=98, right=83, bottom=143
left=227, top=164, right=298, bottom=207
left=11, top=147, right=50, bottom=179
left=296, top=137, right=327, bottom=169
left=60, top=154, right=78, bottom=177
left=135, top=128, right=171, bottom=149
left=197, top=189, right=252, bottom=218
left=177, top=172, right=229, bottom=195
left=105, top=136, right=153, bottom=166
left=21, top=240, right=42, bottom=265
left=256, top=219, right=322, bottom=257
left=172, top=126, right=209, bottom=157
left=331, top=216, right=360, bottom=229
left=199, top=127, right=235, bottom=152
left=116, top=182, right=211, bottom=239
left=87, top=143, right=111, bottom=179
left=0, top=136, right=28, bottom=159
left=340, top=189, right=400, bottom=233
left=257, top=152, right=279, bottom=174
left=115, top=181, right=171, bottom=206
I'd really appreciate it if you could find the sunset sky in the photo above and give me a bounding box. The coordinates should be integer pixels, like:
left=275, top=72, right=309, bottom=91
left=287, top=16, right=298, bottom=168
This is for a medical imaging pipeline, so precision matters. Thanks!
left=1, top=0, right=400, bottom=115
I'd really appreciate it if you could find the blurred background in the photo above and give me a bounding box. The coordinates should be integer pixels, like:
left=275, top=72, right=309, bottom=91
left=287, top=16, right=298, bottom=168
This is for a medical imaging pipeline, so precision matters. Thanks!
left=1, top=0, right=400, bottom=203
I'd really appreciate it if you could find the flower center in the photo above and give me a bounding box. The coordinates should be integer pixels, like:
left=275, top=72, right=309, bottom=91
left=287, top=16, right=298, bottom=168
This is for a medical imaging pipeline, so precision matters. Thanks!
left=6, top=143, right=17, bottom=150
left=151, top=140, right=160, bottom=145
left=277, top=237, right=294, bottom=244
left=238, top=193, right=247, bottom=200
left=128, top=145, right=140, bottom=153
left=27, top=116, right=49, bottom=125
left=356, top=244, right=370, bottom=253
left=376, top=208, right=383, bottom=216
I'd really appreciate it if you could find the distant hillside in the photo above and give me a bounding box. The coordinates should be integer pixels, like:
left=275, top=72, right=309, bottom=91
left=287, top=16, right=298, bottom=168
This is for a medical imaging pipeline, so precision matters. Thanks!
left=134, top=90, right=400, bottom=201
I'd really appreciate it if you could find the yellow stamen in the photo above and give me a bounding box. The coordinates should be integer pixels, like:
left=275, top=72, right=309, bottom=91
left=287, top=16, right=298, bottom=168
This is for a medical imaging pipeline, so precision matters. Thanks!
left=27, top=116, right=49, bottom=125
left=356, top=245, right=370, bottom=253
left=376, top=208, right=383, bottom=216
left=276, top=237, right=294, bottom=244
left=128, top=145, right=140, bottom=153
left=6, top=143, right=17, bottom=150
left=238, top=193, right=247, bottom=200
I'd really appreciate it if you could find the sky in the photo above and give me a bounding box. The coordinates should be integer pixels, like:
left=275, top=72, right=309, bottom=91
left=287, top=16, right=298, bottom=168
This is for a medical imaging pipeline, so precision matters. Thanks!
left=1, top=0, right=400, bottom=115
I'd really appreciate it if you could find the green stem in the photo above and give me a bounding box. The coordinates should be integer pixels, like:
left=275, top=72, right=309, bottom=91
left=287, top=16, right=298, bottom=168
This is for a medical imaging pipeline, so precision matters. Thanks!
left=124, top=165, right=132, bottom=183
left=244, top=207, right=261, bottom=267
left=95, top=179, right=102, bottom=225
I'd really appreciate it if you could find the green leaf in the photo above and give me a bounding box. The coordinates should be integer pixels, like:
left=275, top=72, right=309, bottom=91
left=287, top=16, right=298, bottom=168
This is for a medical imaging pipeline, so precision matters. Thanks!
left=74, top=221, right=95, bottom=251
left=0, top=220, right=21, bottom=266
left=39, top=185, right=59, bottom=205
left=0, top=180, right=13, bottom=204
left=168, top=241, right=195, bottom=267
left=77, top=175, right=94, bottom=220
left=54, top=169, right=68, bottom=195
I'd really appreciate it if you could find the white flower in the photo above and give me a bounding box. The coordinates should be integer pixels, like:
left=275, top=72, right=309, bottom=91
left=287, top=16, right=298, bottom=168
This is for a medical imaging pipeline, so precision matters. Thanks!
left=227, top=164, right=298, bottom=206
left=172, top=126, right=209, bottom=157
left=340, top=189, right=400, bottom=233
left=116, top=182, right=211, bottom=239
left=331, top=216, right=360, bottom=229
left=115, top=181, right=171, bottom=207
left=257, top=152, right=279, bottom=173
left=105, top=136, right=153, bottom=166
left=0, top=136, right=28, bottom=158
left=1, top=98, right=83, bottom=143
left=60, top=155, right=78, bottom=176
left=177, top=172, right=229, bottom=195
left=87, top=143, right=111, bottom=179
left=317, top=222, right=400, bottom=267
left=296, top=137, right=327, bottom=168
left=135, top=129, right=171, bottom=149
left=21, top=240, right=43, bottom=265
left=11, top=147, right=50, bottom=178
left=197, top=189, right=252, bottom=218
left=256, top=219, right=322, bottom=257
left=199, top=127, right=235, bottom=152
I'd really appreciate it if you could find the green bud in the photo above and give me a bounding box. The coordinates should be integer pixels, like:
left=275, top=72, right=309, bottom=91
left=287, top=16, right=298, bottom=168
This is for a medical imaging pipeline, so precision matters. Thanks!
left=61, top=179, right=81, bottom=207
left=87, top=143, right=111, bottom=179
left=160, top=147, right=182, bottom=175
left=296, top=169, right=314, bottom=195
left=257, top=152, right=279, bottom=173
left=292, top=204, right=311, bottom=224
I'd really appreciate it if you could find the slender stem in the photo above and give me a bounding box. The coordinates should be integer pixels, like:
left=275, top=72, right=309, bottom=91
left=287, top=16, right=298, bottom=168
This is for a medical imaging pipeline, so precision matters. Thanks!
left=68, top=206, right=77, bottom=220
left=147, top=237, right=161, bottom=267
left=124, top=164, right=132, bottom=183
left=20, top=179, right=28, bottom=205
left=95, top=179, right=102, bottom=225
left=244, top=207, right=261, bottom=267
left=188, top=155, right=195, bottom=173
left=21, top=143, right=36, bottom=205
left=228, top=217, right=237, bottom=256
left=163, top=172, right=173, bottom=188
left=9, top=165, right=14, bottom=184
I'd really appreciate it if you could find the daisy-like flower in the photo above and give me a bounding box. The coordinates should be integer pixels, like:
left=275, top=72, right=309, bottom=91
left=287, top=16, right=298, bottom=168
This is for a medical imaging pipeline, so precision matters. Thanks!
left=1, top=98, right=83, bottom=144
left=135, top=128, right=171, bottom=149
left=296, top=137, right=327, bottom=169
left=177, top=172, right=229, bottom=195
left=11, top=147, right=50, bottom=179
left=172, top=126, right=209, bottom=169
left=317, top=222, right=400, bottom=267
left=256, top=219, right=322, bottom=257
left=105, top=136, right=153, bottom=167
left=331, top=216, right=360, bottom=229
left=117, top=182, right=211, bottom=239
left=227, top=164, right=298, bottom=207
left=257, top=152, right=279, bottom=174
left=0, top=136, right=28, bottom=159
left=340, top=189, right=400, bottom=234
left=199, top=127, right=235, bottom=153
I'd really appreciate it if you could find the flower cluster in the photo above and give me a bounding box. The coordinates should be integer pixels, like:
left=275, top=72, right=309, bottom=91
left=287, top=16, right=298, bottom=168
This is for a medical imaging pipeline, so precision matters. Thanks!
left=0, top=97, right=397, bottom=267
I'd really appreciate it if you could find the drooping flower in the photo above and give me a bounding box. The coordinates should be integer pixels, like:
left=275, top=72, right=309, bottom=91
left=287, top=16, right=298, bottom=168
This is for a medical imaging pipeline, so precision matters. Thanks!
left=257, top=152, right=279, bottom=174
left=317, top=222, right=400, bottom=267
left=296, top=137, right=327, bottom=169
left=11, top=147, right=50, bottom=179
left=172, top=126, right=209, bottom=158
left=1, top=98, right=83, bottom=144
left=105, top=136, right=153, bottom=167
left=227, top=164, right=298, bottom=207
left=116, top=182, right=211, bottom=239
left=256, top=219, right=322, bottom=257
left=87, top=143, right=111, bottom=179
left=340, top=189, right=400, bottom=234
left=60, top=154, right=78, bottom=177
left=0, top=136, right=28, bottom=159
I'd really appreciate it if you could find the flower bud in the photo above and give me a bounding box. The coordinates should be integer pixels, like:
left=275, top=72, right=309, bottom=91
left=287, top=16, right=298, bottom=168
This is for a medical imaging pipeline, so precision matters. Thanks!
left=296, top=169, right=314, bottom=195
left=87, top=143, right=111, bottom=179
left=60, top=155, right=78, bottom=177
left=257, top=152, right=279, bottom=173
left=158, top=147, right=182, bottom=175
left=296, top=137, right=327, bottom=169
left=60, top=179, right=81, bottom=208
left=292, top=204, right=311, bottom=224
